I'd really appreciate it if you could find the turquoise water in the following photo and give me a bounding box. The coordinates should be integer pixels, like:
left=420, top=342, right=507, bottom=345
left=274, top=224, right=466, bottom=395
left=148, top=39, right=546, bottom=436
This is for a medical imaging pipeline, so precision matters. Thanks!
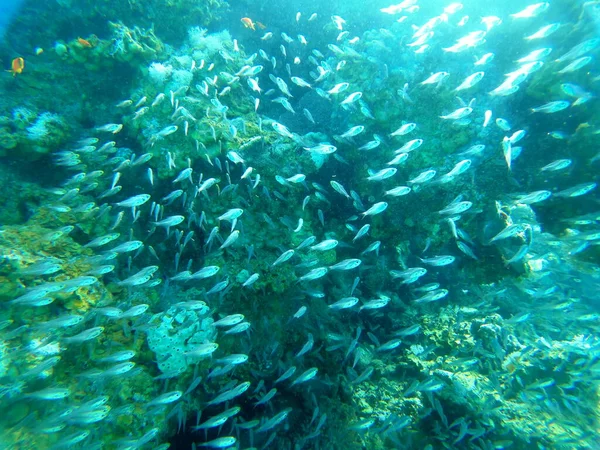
left=0, top=0, right=599, bottom=449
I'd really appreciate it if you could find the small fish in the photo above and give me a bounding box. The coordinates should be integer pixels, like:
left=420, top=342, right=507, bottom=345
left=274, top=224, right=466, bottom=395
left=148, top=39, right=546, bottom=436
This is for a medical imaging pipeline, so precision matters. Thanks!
left=8, top=57, right=25, bottom=76
left=340, top=91, right=362, bottom=105
left=291, top=76, right=311, bottom=88
left=191, top=266, right=220, bottom=280
left=227, top=151, right=245, bottom=164
left=94, top=307, right=124, bottom=318
left=218, top=208, right=244, bottom=222
left=207, top=381, right=250, bottom=406
left=257, top=408, right=293, bottom=433
left=504, top=245, right=529, bottom=266
left=329, top=297, right=359, bottom=309
left=96, top=123, right=123, bottom=134
left=474, top=52, right=494, bottom=66
left=361, top=202, right=388, bottom=217
left=408, top=170, right=436, bottom=184
left=557, top=56, right=592, bottom=74
left=213, top=314, right=245, bottom=327
left=118, top=266, right=159, bottom=286
left=153, top=215, right=185, bottom=229
left=496, top=118, right=511, bottom=131
left=328, top=82, right=350, bottom=94
left=330, top=181, right=350, bottom=199
left=353, top=224, right=370, bottom=242
left=198, top=436, right=237, bottom=448
left=483, top=110, right=492, bottom=127
left=115, top=194, right=151, bottom=208
left=396, top=324, right=421, bottom=336
left=511, top=2, right=549, bottom=19
left=242, top=273, right=259, bottom=287
left=185, top=343, right=219, bottom=358
left=516, top=190, right=552, bottom=204
left=340, top=125, right=364, bottom=138
left=555, top=182, right=596, bottom=198
left=385, top=186, right=412, bottom=197
left=440, top=107, right=473, bottom=120
left=420, top=255, right=456, bottom=266
left=304, top=143, right=337, bottom=154
left=378, top=339, right=402, bottom=351
left=272, top=249, right=295, bottom=266
left=217, top=354, right=249, bottom=365
left=151, top=93, right=165, bottom=107
left=173, top=167, right=193, bottom=184
left=298, top=267, right=328, bottom=282
left=297, top=236, right=317, bottom=250
left=303, top=108, right=315, bottom=124
left=456, top=241, right=478, bottom=260
left=540, top=159, right=571, bottom=172
left=26, top=387, right=71, bottom=400
left=296, top=333, right=314, bottom=358
left=367, top=168, right=397, bottom=181
left=421, top=71, right=449, bottom=85
left=360, top=296, right=390, bottom=310
left=508, top=130, right=527, bottom=145
left=192, top=415, right=229, bottom=431
left=63, top=276, right=99, bottom=293
left=102, top=362, right=136, bottom=376
left=556, top=38, right=599, bottom=63
left=174, top=301, right=207, bottom=311
left=490, top=224, right=526, bottom=243
left=350, top=419, right=376, bottom=430
left=291, top=368, right=318, bottom=386
left=38, top=314, right=84, bottom=329
left=198, top=178, right=218, bottom=193
left=97, top=350, right=136, bottom=363
left=310, top=239, right=338, bottom=251
left=439, top=201, right=472, bottom=215
left=147, top=391, right=183, bottom=406
left=454, top=72, right=484, bottom=91
left=220, top=230, right=240, bottom=249
left=207, top=279, right=229, bottom=295
left=531, top=101, right=570, bottom=113
left=271, top=122, right=295, bottom=140
left=63, top=326, right=104, bottom=343
left=275, top=366, right=297, bottom=384
left=525, top=23, right=560, bottom=40
left=387, top=153, right=410, bottom=166
left=255, top=388, right=278, bottom=407
left=390, top=123, right=416, bottom=137
left=286, top=174, right=306, bottom=183
left=21, top=261, right=62, bottom=276
left=293, top=306, right=307, bottom=319
left=517, top=48, right=552, bottom=63
left=502, top=137, right=513, bottom=170
left=329, top=258, right=362, bottom=271
left=414, top=289, right=448, bottom=304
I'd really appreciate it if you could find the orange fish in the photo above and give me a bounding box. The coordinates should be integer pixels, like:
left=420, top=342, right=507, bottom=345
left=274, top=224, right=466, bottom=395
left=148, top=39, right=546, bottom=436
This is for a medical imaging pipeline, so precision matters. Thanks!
left=255, top=21, right=267, bottom=30
left=241, top=17, right=256, bottom=31
left=6, top=57, right=24, bottom=77
left=77, top=37, right=93, bottom=48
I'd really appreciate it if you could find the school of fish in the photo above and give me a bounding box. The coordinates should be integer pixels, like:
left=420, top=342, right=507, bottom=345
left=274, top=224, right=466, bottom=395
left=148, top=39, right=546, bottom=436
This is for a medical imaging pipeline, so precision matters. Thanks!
left=1, top=0, right=600, bottom=449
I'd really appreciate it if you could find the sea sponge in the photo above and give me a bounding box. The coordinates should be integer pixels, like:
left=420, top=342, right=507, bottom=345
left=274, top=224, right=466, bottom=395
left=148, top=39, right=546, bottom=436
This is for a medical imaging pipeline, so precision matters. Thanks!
left=145, top=306, right=216, bottom=375
left=188, top=27, right=231, bottom=59
left=188, top=27, right=208, bottom=48
left=170, top=69, right=193, bottom=89
left=148, top=62, right=173, bottom=85
left=12, top=107, right=37, bottom=129
left=26, top=112, right=63, bottom=142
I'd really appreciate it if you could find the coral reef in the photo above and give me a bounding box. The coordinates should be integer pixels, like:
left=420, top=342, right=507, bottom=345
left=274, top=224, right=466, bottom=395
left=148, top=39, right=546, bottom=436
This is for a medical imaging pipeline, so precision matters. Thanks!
left=0, top=1, right=599, bottom=449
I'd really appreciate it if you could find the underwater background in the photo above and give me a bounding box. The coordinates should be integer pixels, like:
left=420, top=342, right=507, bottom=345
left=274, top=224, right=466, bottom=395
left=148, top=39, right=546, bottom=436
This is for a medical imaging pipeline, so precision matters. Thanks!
left=0, top=0, right=599, bottom=449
